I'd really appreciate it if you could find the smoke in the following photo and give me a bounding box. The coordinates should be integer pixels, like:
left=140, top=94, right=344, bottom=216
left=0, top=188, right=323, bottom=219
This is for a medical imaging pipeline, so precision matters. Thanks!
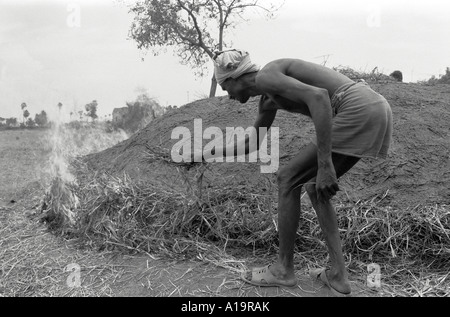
left=42, top=116, right=129, bottom=226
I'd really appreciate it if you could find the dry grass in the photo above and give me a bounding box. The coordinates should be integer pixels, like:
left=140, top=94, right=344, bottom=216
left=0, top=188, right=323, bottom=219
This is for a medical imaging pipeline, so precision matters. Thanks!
left=333, top=65, right=397, bottom=83
left=42, top=159, right=276, bottom=263
left=0, top=196, right=134, bottom=297
left=0, top=183, right=214, bottom=298
left=0, top=129, right=51, bottom=198
left=0, top=128, right=154, bottom=297
left=40, top=146, right=450, bottom=297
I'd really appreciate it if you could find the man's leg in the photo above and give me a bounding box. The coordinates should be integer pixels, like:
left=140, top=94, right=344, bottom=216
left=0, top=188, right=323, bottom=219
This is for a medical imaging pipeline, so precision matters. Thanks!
left=305, top=153, right=360, bottom=294
left=269, top=143, right=359, bottom=287
left=268, top=143, right=318, bottom=283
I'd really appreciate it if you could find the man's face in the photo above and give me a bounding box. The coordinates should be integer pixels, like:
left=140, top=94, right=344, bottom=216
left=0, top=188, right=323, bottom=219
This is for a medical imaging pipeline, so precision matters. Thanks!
left=221, top=78, right=250, bottom=104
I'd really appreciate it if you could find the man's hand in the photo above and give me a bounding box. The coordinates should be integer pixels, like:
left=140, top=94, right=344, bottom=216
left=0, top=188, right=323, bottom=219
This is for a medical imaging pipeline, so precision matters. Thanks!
left=315, top=163, right=340, bottom=202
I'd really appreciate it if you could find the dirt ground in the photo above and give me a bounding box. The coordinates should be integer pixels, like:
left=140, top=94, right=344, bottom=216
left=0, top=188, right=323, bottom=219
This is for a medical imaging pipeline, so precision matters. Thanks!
left=1, top=81, right=449, bottom=298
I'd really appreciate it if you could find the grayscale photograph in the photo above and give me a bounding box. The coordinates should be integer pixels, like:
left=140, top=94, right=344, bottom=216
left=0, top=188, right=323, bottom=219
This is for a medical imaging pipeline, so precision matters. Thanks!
left=0, top=0, right=449, bottom=301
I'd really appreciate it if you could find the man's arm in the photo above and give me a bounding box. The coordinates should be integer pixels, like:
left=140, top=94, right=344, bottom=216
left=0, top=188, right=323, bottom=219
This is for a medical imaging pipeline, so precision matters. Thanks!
left=225, top=95, right=277, bottom=157
left=257, top=71, right=339, bottom=200
left=192, top=96, right=277, bottom=161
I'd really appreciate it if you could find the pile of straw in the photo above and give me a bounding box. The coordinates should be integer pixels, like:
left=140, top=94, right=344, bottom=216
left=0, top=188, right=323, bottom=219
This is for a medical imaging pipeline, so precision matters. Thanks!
left=41, top=160, right=278, bottom=260
left=40, top=147, right=450, bottom=296
left=338, top=199, right=450, bottom=269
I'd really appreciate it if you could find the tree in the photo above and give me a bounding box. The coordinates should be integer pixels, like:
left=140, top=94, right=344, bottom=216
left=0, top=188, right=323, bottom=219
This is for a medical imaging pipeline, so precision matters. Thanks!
left=112, top=91, right=163, bottom=133
left=435, top=67, right=450, bottom=84
left=85, top=100, right=98, bottom=122
left=20, top=102, right=27, bottom=124
left=35, top=110, right=48, bottom=127
left=6, top=117, right=17, bottom=127
left=129, top=0, right=282, bottom=98
left=422, top=67, right=450, bottom=85
left=390, top=70, right=403, bottom=82
left=23, top=109, right=30, bottom=124
left=26, top=117, right=36, bottom=127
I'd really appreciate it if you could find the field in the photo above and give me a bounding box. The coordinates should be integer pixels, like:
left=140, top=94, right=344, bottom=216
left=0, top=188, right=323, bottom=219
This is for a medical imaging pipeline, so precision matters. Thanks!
left=1, top=81, right=450, bottom=298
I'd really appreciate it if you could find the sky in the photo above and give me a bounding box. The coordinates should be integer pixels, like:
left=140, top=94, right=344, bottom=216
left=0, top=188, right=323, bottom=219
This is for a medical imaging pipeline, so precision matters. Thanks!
left=0, top=0, right=449, bottom=121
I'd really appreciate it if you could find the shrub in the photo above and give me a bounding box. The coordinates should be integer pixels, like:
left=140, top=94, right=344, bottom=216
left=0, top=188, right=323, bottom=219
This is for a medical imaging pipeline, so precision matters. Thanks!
left=390, top=70, right=403, bottom=82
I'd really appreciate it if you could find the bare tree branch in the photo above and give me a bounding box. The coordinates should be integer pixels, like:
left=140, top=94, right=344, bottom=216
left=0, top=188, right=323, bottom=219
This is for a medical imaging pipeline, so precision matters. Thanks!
left=177, top=0, right=213, bottom=57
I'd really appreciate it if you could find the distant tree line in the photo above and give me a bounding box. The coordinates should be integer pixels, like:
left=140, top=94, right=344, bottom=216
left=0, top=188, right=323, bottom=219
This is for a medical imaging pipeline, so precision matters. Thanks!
left=0, top=99, right=101, bottom=130
left=0, top=108, right=49, bottom=129
left=1, top=93, right=169, bottom=134
left=421, top=67, right=450, bottom=85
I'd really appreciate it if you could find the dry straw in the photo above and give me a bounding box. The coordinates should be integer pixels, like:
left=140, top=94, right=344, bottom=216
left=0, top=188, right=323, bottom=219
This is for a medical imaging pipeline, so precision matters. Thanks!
left=40, top=146, right=450, bottom=296
left=333, top=66, right=397, bottom=83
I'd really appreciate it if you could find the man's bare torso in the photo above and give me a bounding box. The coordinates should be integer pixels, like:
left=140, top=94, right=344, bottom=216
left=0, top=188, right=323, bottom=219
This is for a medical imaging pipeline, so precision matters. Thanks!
left=256, top=59, right=353, bottom=116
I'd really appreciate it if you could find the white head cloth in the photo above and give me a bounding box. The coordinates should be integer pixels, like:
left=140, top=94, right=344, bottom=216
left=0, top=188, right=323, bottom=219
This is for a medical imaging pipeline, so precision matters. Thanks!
left=213, top=49, right=260, bottom=85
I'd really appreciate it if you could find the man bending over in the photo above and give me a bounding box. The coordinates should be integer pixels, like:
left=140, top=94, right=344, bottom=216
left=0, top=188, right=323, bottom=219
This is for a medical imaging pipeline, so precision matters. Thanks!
left=194, top=49, right=392, bottom=296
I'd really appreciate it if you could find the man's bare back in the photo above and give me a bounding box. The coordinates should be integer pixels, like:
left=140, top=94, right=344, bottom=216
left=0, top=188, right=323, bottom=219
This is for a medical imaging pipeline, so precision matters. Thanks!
left=256, top=59, right=353, bottom=116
